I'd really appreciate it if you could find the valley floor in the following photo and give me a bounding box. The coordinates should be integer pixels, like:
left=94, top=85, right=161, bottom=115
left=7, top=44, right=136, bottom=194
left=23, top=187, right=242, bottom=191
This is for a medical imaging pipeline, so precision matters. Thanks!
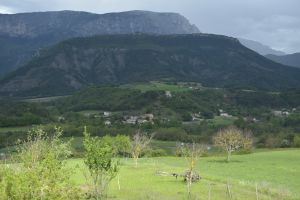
left=68, top=149, right=300, bottom=200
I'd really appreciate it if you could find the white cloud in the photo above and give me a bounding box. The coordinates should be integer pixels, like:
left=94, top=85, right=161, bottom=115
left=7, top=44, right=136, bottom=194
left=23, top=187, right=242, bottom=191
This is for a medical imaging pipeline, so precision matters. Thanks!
left=0, top=5, right=14, bottom=13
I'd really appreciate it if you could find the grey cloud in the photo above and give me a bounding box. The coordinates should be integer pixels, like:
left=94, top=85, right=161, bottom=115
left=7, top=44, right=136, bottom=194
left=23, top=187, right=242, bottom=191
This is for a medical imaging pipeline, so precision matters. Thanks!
left=0, top=0, right=299, bottom=53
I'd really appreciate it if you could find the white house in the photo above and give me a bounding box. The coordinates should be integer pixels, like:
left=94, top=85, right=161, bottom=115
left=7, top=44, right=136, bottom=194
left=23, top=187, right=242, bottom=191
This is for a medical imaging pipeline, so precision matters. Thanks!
left=272, top=110, right=290, bottom=117
left=124, top=116, right=138, bottom=124
left=165, top=91, right=172, bottom=98
left=103, top=112, right=111, bottom=117
left=104, top=120, right=111, bottom=126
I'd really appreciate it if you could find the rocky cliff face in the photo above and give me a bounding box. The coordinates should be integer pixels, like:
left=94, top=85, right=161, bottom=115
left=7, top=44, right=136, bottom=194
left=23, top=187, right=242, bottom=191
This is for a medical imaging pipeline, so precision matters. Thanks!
left=0, top=10, right=199, bottom=37
left=0, top=10, right=199, bottom=76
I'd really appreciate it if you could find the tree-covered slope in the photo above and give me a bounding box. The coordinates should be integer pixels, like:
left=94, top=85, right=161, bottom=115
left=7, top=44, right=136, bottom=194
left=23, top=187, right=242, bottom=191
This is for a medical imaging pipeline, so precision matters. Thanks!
left=1, top=34, right=300, bottom=97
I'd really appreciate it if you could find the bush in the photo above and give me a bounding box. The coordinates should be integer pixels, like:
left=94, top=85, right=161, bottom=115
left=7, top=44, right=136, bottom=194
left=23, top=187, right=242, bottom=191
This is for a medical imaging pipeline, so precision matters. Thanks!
left=154, top=128, right=188, bottom=141
left=83, top=127, right=119, bottom=199
left=145, top=148, right=167, bottom=157
left=293, top=135, right=300, bottom=147
left=0, top=127, right=82, bottom=200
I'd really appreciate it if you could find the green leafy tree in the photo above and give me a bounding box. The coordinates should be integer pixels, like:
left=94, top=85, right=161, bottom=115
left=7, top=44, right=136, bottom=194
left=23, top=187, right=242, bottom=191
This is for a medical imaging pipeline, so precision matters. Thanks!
left=101, top=135, right=131, bottom=156
left=83, top=127, right=119, bottom=199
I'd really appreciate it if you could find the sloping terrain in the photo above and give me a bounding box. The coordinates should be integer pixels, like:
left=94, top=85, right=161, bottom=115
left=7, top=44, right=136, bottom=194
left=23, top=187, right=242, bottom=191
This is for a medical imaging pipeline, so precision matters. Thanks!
left=266, top=53, right=300, bottom=68
left=238, top=38, right=286, bottom=56
left=1, top=34, right=300, bottom=96
left=0, top=10, right=199, bottom=76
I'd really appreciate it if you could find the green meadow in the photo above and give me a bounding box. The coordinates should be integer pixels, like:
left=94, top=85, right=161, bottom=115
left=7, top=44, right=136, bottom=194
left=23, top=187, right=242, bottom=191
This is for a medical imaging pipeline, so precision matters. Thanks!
left=68, top=149, right=300, bottom=200
left=121, top=81, right=193, bottom=92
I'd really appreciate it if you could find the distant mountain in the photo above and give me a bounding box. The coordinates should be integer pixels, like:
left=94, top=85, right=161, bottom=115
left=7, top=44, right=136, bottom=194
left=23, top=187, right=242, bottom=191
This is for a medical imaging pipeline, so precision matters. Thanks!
left=266, top=53, right=300, bottom=68
left=238, top=38, right=286, bottom=56
left=1, top=34, right=300, bottom=97
left=0, top=10, right=199, bottom=76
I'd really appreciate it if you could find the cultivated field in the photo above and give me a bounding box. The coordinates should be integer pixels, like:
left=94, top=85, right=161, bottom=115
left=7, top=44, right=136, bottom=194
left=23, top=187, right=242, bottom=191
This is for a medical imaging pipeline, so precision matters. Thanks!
left=68, top=149, right=300, bottom=200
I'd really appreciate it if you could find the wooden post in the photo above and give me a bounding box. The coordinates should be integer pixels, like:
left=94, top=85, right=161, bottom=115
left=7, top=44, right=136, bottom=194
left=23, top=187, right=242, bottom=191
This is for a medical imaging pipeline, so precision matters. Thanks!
left=117, top=175, right=121, bottom=190
left=226, top=181, right=232, bottom=199
left=255, top=183, right=259, bottom=200
left=208, top=182, right=211, bottom=200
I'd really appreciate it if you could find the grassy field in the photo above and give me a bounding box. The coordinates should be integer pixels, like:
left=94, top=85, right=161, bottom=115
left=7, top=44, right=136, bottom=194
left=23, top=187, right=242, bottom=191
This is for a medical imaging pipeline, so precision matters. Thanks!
left=22, top=95, right=69, bottom=103
left=121, top=81, right=193, bottom=92
left=208, top=116, right=238, bottom=126
left=68, top=149, right=300, bottom=200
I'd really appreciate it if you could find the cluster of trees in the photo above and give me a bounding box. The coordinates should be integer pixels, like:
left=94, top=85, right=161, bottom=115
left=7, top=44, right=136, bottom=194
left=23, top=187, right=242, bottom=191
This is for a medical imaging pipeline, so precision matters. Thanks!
left=0, top=101, right=51, bottom=127
left=54, top=87, right=162, bottom=112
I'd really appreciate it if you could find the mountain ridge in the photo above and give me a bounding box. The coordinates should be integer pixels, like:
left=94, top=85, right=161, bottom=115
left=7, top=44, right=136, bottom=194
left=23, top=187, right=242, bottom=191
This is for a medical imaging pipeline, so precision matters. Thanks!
left=0, top=10, right=199, bottom=38
left=266, top=53, right=300, bottom=68
left=0, top=10, right=199, bottom=76
left=1, top=33, right=300, bottom=97
left=238, top=38, right=286, bottom=56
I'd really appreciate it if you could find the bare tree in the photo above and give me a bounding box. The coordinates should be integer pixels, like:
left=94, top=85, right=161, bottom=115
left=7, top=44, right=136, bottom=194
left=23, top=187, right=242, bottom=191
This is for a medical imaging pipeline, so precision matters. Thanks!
left=213, top=126, right=253, bottom=162
left=181, top=143, right=205, bottom=198
left=130, top=130, right=154, bottom=168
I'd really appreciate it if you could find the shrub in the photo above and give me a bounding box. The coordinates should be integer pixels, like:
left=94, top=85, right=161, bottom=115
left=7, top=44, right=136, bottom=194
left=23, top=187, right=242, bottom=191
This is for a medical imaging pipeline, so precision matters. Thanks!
left=145, top=148, right=167, bottom=157
left=0, top=127, right=82, bottom=200
left=293, top=135, right=300, bottom=147
left=83, top=127, right=119, bottom=199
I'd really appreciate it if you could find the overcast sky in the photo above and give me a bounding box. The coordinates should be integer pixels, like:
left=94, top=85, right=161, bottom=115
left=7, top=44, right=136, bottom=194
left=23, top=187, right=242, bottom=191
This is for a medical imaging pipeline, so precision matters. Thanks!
left=0, top=0, right=299, bottom=53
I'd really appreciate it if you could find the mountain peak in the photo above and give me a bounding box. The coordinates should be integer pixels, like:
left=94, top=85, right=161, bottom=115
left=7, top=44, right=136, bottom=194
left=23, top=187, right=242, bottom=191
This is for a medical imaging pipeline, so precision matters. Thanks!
left=238, top=38, right=286, bottom=56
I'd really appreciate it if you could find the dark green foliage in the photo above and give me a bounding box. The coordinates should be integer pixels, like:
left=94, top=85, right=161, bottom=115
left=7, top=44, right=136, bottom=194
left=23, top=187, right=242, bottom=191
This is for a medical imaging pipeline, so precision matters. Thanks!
left=55, top=86, right=162, bottom=112
left=0, top=100, right=51, bottom=127
left=284, top=113, right=300, bottom=127
left=154, top=128, right=189, bottom=141
left=182, top=112, right=192, bottom=121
